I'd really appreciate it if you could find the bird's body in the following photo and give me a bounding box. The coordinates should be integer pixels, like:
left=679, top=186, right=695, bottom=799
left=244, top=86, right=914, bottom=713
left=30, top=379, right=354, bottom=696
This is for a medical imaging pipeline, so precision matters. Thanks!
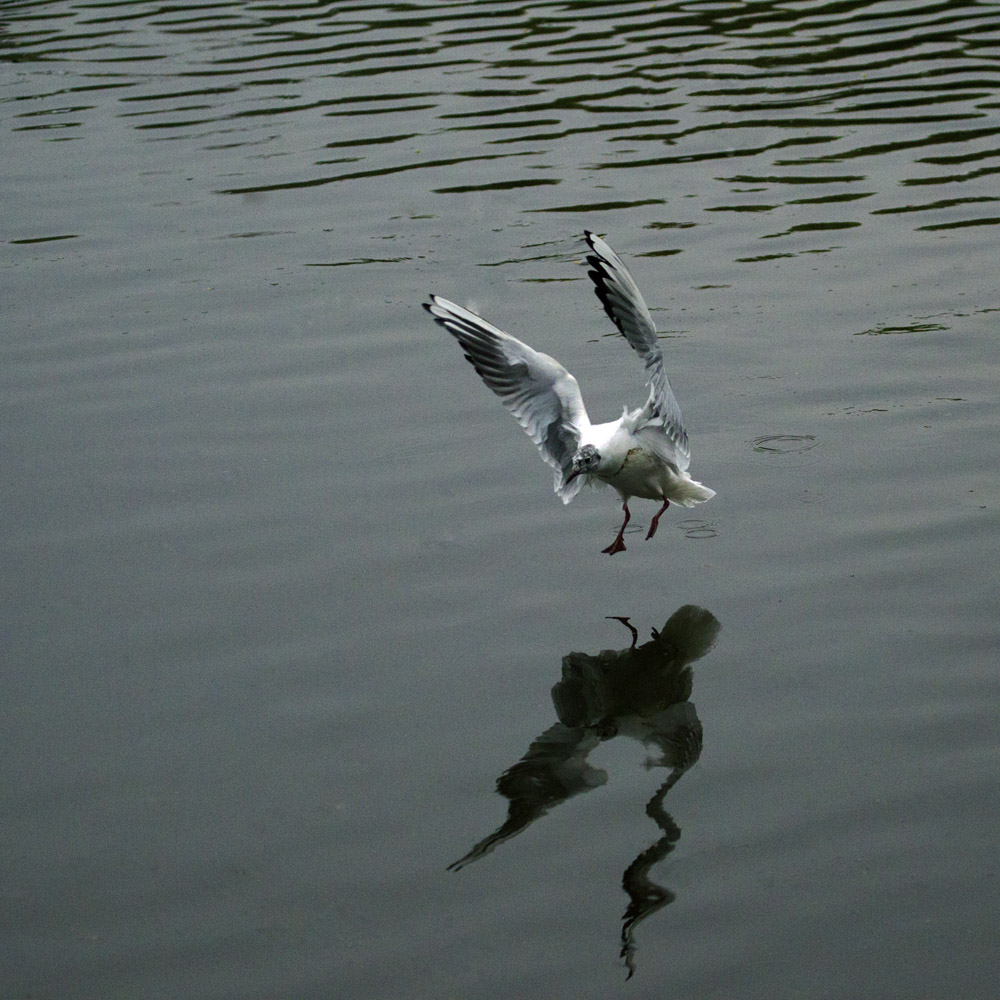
left=425, top=231, right=715, bottom=554
left=580, top=410, right=714, bottom=505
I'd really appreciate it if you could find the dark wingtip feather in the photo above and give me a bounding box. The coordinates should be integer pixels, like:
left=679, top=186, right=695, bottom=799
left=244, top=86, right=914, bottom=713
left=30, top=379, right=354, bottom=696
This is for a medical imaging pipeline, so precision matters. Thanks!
left=586, top=261, right=625, bottom=334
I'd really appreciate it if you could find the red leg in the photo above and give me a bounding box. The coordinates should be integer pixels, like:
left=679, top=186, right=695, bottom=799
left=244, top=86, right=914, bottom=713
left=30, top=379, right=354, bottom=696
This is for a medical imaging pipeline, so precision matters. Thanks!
left=602, top=500, right=631, bottom=555
left=645, top=498, right=670, bottom=540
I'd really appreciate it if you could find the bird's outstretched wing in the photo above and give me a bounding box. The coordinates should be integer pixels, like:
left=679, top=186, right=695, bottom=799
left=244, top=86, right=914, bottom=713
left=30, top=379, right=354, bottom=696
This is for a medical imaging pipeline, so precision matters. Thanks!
left=584, top=231, right=690, bottom=463
left=425, top=295, right=592, bottom=503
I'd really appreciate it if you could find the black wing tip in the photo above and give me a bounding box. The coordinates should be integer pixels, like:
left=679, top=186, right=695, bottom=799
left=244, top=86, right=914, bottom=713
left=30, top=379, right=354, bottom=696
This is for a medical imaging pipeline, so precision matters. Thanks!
left=424, top=296, right=464, bottom=341
left=586, top=264, right=625, bottom=331
left=583, top=234, right=618, bottom=291
left=586, top=260, right=613, bottom=290
left=424, top=294, right=461, bottom=330
left=423, top=293, right=447, bottom=316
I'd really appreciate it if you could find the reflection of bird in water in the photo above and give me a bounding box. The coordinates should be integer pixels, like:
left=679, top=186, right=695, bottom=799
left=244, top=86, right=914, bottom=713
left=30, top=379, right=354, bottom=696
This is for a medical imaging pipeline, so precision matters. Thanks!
left=447, top=723, right=606, bottom=873
left=425, top=232, right=714, bottom=555
left=618, top=711, right=703, bottom=979
left=448, top=605, right=720, bottom=978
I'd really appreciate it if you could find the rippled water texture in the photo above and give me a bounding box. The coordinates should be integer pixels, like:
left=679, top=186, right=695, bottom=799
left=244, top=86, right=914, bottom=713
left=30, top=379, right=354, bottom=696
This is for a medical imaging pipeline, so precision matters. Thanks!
left=4, top=3, right=999, bottom=998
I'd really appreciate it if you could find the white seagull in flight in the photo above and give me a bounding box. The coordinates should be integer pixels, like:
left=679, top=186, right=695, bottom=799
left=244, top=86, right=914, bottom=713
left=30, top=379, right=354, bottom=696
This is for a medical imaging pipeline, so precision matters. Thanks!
left=424, top=231, right=715, bottom=555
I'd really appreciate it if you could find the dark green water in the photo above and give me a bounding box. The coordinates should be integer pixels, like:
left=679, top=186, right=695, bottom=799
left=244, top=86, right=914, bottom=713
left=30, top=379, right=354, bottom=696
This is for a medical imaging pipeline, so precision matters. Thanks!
left=4, top=2, right=998, bottom=997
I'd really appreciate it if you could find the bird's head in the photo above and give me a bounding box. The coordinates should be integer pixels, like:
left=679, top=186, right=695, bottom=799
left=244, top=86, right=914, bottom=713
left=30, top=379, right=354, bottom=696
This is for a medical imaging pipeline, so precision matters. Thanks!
left=566, top=444, right=601, bottom=483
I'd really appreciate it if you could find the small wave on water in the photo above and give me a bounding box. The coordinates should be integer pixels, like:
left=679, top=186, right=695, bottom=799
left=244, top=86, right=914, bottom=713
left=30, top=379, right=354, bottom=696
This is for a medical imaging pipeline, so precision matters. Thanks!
left=752, top=434, right=817, bottom=453
left=4, top=0, right=1000, bottom=244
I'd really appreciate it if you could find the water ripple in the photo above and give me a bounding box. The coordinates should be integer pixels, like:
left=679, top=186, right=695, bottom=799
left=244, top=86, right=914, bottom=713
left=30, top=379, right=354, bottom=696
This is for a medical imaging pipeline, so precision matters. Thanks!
left=4, top=0, right=1000, bottom=234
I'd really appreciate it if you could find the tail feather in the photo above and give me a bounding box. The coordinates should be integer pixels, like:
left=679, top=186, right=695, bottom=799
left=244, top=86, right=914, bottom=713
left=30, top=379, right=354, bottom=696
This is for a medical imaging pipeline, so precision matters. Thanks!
left=673, top=476, right=715, bottom=508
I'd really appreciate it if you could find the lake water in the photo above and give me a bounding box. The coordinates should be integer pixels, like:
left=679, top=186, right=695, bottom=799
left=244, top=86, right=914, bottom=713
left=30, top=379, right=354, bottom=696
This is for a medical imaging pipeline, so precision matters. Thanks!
left=3, top=2, right=999, bottom=997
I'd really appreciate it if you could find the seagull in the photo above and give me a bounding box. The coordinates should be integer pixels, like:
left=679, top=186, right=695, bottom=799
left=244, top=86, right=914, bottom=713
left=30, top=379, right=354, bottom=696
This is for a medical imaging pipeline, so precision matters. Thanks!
left=424, top=231, right=715, bottom=555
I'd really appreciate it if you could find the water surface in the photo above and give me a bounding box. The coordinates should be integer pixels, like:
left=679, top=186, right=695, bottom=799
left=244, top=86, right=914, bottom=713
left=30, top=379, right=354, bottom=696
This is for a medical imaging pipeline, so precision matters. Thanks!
left=3, top=2, right=999, bottom=998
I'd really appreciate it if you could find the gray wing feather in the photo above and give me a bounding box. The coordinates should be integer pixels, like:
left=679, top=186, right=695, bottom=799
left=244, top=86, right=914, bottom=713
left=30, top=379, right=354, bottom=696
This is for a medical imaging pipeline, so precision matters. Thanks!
left=425, top=295, right=591, bottom=503
left=584, top=231, right=690, bottom=464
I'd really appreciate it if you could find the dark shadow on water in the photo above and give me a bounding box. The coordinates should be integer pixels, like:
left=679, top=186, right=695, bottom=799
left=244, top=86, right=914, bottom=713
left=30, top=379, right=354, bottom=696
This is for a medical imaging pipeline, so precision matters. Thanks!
left=449, top=604, right=721, bottom=980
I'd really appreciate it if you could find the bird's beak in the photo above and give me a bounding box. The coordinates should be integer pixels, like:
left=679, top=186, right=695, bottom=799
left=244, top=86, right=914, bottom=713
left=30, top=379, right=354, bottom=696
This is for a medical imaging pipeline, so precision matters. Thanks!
left=565, top=468, right=581, bottom=484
